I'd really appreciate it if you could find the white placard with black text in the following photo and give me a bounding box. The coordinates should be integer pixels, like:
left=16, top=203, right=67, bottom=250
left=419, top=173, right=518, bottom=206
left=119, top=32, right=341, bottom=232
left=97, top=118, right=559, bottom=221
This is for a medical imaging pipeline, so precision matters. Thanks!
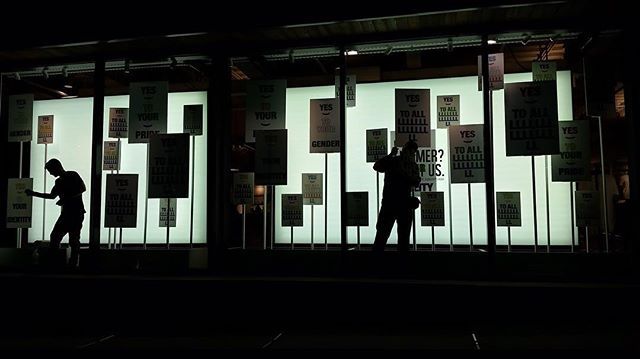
left=103, top=141, right=120, bottom=171
left=159, top=198, right=177, bottom=227
left=366, top=128, right=388, bottom=163
left=148, top=133, right=190, bottom=198
left=302, top=173, right=323, bottom=205
left=255, top=129, right=287, bottom=185
left=37, top=115, right=54, bottom=144
left=105, top=174, right=138, bottom=228
left=449, top=124, right=485, bottom=183
left=552, top=120, right=590, bottom=182
left=395, top=89, right=430, bottom=147
left=109, top=108, right=129, bottom=138
left=282, top=194, right=303, bottom=227
left=6, top=178, right=33, bottom=228
left=478, top=53, right=504, bottom=90
left=335, top=75, right=356, bottom=107
left=496, top=192, right=521, bottom=227
left=245, top=80, right=287, bottom=142
left=129, top=82, right=168, bottom=143
left=532, top=61, right=557, bottom=82
left=8, top=94, right=33, bottom=142
left=437, top=95, right=460, bottom=128
left=420, top=192, right=445, bottom=227
left=310, top=98, right=340, bottom=153
left=505, top=81, right=559, bottom=156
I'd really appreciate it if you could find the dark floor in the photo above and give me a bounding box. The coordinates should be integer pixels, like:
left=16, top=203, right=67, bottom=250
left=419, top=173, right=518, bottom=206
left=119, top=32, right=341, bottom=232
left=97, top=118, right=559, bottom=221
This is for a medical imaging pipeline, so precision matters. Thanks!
left=1, top=247, right=639, bottom=352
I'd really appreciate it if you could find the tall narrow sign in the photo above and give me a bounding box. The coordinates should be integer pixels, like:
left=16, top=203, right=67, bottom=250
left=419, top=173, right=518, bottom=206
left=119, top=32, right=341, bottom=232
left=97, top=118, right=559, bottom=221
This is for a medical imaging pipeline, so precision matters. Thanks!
left=532, top=61, right=557, bottom=82
left=552, top=120, right=590, bottom=181
left=148, top=133, right=190, bottom=198
left=103, top=141, right=120, bottom=171
left=449, top=124, right=485, bottom=183
left=8, top=94, right=34, bottom=142
left=496, top=192, right=522, bottom=226
left=437, top=95, right=460, bottom=128
left=159, top=198, right=177, bottom=227
left=6, top=178, right=33, bottom=228
left=575, top=191, right=600, bottom=227
left=395, top=89, right=430, bottom=147
left=505, top=81, right=559, bottom=156
left=415, top=135, right=445, bottom=192
left=245, top=80, right=287, bottom=142
left=420, top=192, right=445, bottom=226
left=310, top=98, right=340, bottom=153
left=105, top=174, right=138, bottom=228
left=335, top=75, right=356, bottom=107
left=233, top=172, right=255, bottom=205
left=282, top=194, right=303, bottom=227
left=129, top=82, right=168, bottom=143
left=346, top=192, right=369, bottom=226
left=37, top=115, right=54, bottom=144
left=109, top=108, right=129, bottom=138
left=255, top=129, right=287, bottom=185
left=302, top=173, right=323, bottom=205
left=183, top=104, right=204, bottom=136
left=366, top=128, right=388, bottom=162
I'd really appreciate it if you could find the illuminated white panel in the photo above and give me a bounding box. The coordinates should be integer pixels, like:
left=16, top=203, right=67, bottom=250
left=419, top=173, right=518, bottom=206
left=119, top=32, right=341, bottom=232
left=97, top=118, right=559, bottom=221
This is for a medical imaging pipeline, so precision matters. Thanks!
left=29, top=92, right=208, bottom=245
left=276, top=72, right=574, bottom=246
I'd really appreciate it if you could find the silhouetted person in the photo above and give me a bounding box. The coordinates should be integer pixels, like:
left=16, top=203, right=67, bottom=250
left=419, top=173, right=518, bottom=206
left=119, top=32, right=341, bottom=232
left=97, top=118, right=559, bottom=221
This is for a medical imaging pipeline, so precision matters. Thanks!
left=373, top=140, right=421, bottom=252
left=26, top=158, right=86, bottom=267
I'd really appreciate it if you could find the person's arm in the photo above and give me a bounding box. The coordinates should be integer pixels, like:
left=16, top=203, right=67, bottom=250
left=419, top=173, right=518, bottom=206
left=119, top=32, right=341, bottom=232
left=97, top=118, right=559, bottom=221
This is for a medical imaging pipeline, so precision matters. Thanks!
left=409, top=163, right=421, bottom=187
left=25, top=188, right=57, bottom=200
left=373, top=147, right=398, bottom=172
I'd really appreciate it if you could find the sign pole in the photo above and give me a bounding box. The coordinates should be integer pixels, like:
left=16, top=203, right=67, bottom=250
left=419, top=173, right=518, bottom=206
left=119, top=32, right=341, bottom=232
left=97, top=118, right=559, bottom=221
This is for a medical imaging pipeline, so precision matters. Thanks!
left=290, top=226, right=294, bottom=250
left=570, top=182, right=575, bottom=253
left=324, top=153, right=328, bottom=250
left=412, top=189, right=417, bottom=251
left=376, top=172, right=380, bottom=216
left=166, top=199, right=170, bottom=249
left=108, top=169, right=113, bottom=249
left=143, top=147, right=149, bottom=250
left=468, top=183, right=473, bottom=251
left=596, top=115, right=609, bottom=252
left=545, top=155, right=551, bottom=253
left=17, top=141, right=23, bottom=249
left=242, top=204, right=246, bottom=250
left=508, top=226, right=512, bottom=252
left=42, top=143, right=47, bottom=244
left=117, top=137, right=122, bottom=250
left=271, top=185, right=275, bottom=250
left=357, top=226, right=361, bottom=250
left=586, top=226, right=590, bottom=253
left=310, top=205, right=314, bottom=250
left=190, top=136, right=196, bottom=248
left=448, top=134, right=454, bottom=252
left=431, top=226, right=435, bottom=251
left=531, top=156, right=538, bottom=252
left=263, top=185, right=267, bottom=250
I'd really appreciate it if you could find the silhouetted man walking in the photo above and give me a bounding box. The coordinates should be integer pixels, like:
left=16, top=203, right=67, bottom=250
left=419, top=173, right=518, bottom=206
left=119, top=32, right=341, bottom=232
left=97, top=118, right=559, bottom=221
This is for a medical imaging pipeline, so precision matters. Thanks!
left=26, top=158, right=86, bottom=267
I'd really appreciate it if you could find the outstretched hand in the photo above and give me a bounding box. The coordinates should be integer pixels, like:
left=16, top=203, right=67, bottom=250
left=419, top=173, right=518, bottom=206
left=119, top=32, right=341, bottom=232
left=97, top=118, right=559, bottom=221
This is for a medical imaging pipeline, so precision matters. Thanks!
left=24, top=189, right=34, bottom=196
left=390, top=147, right=399, bottom=156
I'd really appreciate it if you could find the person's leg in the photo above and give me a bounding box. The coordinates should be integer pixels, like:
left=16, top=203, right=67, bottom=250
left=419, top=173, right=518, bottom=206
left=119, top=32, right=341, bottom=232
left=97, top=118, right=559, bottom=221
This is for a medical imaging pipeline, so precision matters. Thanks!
left=50, top=216, right=66, bottom=249
left=68, top=214, right=84, bottom=267
left=396, top=208, right=413, bottom=252
left=373, top=204, right=396, bottom=252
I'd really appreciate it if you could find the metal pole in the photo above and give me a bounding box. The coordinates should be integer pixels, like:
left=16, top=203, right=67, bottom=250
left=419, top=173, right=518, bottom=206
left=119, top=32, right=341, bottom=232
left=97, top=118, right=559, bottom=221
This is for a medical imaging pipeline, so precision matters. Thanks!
left=596, top=115, right=609, bottom=252
left=117, top=137, right=121, bottom=249
left=263, top=185, right=267, bottom=250
left=166, top=199, right=170, bottom=249
left=570, top=182, right=575, bottom=253
left=311, top=205, right=314, bottom=250
left=357, top=226, right=361, bottom=250
left=376, top=172, right=380, bottom=216
left=42, top=144, right=47, bottom=243
left=324, top=153, right=328, bottom=250
left=468, top=183, right=473, bottom=251
left=190, top=135, right=196, bottom=247
left=545, top=155, right=551, bottom=253
left=270, top=185, right=274, bottom=250
left=108, top=169, right=113, bottom=249
left=508, top=226, right=512, bottom=252
left=143, top=147, right=149, bottom=249
left=412, top=189, right=417, bottom=251
left=431, top=226, right=435, bottom=251
left=586, top=226, right=590, bottom=253
left=531, top=156, right=538, bottom=252
left=18, top=141, right=23, bottom=248
left=339, top=46, right=348, bottom=251
left=290, top=226, right=294, bottom=250
left=242, top=204, right=246, bottom=250
left=448, top=138, right=454, bottom=252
